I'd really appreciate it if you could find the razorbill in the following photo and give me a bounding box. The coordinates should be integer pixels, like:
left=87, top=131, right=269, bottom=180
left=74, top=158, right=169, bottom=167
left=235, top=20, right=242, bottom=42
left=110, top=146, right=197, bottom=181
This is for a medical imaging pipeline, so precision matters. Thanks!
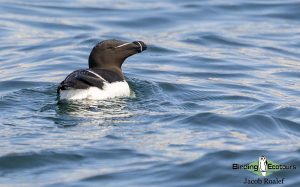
left=57, top=39, right=147, bottom=100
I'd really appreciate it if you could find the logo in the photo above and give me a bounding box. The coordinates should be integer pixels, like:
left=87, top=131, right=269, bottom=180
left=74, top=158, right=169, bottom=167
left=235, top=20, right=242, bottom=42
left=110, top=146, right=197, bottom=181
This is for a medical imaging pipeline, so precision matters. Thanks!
left=258, top=156, right=267, bottom=176
left=232, top=155, right=296, bottom=185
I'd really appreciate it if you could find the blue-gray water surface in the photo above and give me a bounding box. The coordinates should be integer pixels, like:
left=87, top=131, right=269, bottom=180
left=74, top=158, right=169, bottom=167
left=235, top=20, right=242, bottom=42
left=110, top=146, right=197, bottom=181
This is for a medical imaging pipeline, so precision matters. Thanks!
left=0, top=0, right=300, bottom=186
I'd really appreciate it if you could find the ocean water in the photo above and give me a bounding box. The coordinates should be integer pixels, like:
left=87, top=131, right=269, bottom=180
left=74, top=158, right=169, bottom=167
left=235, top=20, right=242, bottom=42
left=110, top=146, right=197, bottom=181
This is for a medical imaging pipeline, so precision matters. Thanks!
left=0, top=0, right=300, bottom=186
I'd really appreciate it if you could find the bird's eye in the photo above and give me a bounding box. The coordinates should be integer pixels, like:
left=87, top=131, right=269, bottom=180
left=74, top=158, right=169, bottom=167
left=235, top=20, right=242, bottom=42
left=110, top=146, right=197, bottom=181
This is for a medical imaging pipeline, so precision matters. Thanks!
left=107, top=46, right=114, bottom=50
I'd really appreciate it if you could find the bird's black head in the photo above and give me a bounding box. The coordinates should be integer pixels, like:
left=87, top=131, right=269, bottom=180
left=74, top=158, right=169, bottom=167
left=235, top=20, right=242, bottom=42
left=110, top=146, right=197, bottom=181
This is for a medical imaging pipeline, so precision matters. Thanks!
left=88, top=39, right=147, bottom=70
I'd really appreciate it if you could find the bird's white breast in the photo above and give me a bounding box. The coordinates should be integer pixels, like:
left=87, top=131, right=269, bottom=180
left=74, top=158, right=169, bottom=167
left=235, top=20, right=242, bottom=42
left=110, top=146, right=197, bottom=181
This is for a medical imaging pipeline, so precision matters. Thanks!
left=59, top=81, right=130, bottom=100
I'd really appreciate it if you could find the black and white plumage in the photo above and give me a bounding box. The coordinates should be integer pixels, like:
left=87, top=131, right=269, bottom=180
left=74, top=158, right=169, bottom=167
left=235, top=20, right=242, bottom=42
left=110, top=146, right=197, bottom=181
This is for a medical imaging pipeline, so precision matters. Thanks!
left=57, top=39, right=147, bottom=100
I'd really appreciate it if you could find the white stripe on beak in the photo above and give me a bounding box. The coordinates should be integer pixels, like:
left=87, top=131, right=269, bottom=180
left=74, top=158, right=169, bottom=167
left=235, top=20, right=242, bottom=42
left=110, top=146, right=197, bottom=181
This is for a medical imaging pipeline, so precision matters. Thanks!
left=115, top=42, right=131, bottom=48
left=136, top=41, right=143, bottom=52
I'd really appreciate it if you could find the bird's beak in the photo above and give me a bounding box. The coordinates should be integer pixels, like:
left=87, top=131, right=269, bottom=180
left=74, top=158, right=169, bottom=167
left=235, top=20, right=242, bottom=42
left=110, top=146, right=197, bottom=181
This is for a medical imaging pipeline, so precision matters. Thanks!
left=132, top=41, right=147, bottom=53
left=115, top=41, right=147, bottom=53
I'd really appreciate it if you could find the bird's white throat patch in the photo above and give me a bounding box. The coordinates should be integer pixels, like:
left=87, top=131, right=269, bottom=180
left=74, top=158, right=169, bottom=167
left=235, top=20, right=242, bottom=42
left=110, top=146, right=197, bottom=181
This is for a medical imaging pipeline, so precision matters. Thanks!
left=59, top=81, right=130, bottom=100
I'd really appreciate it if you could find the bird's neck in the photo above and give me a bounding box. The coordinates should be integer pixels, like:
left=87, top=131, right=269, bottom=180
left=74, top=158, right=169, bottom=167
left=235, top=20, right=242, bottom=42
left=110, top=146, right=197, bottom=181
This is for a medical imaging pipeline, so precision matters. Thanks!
left=91, top=66, right=124, bottom=79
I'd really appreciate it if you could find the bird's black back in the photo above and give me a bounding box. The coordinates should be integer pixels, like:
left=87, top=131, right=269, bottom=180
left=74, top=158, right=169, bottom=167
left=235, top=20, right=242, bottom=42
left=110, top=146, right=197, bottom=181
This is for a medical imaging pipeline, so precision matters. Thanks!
left=57, top=69, right=124, bottom=93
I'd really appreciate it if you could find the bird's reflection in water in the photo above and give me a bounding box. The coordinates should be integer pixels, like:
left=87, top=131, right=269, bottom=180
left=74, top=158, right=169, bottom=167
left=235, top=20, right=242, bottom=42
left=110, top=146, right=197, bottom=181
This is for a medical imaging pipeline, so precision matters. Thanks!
left=55, top=97, right=135, bottom=127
